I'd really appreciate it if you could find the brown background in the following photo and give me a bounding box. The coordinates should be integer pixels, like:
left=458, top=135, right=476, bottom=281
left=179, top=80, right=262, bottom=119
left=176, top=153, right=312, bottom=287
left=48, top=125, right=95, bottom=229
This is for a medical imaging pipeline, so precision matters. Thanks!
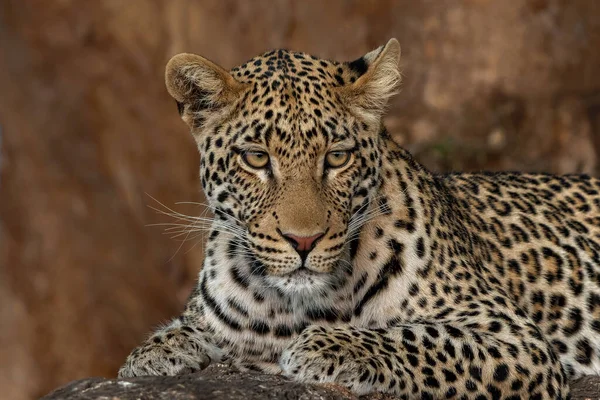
left=1, top=1, right=600, bottom=399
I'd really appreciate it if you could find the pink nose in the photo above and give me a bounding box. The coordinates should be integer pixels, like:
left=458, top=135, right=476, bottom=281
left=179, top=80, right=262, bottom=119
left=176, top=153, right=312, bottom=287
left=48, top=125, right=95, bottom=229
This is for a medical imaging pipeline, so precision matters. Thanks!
left=281, top=232, right=325, bottom=252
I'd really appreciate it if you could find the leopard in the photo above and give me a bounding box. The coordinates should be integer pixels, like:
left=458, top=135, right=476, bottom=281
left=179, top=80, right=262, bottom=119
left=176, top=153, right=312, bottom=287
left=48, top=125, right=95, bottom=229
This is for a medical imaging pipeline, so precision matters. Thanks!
left=118, top=38, right=600, bottom=399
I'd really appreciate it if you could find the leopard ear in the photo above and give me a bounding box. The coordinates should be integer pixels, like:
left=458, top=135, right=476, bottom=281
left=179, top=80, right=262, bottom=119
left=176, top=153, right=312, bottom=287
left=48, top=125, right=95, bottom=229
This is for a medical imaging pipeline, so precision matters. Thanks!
left=165, top=53, right=247, bottom=129
left=342, top=39, right=401, bottom=123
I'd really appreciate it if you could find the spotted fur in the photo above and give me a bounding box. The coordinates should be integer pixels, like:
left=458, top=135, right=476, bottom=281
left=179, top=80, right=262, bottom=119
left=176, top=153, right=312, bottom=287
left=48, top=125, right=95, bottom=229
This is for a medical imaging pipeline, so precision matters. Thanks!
left=119, top=39, right=600, bottom=399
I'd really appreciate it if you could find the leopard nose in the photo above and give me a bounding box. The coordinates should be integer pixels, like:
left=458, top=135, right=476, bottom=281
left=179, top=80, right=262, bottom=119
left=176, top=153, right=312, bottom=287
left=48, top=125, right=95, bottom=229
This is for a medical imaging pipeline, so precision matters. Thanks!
left=279, top=231, right=326, bottom=262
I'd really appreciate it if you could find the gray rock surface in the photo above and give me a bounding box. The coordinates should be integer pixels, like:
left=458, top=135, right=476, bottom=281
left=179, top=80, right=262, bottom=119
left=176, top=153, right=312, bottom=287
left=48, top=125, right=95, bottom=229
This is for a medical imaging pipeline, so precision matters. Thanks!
left=41, top=364, right=600, bottom=400
left=40, top=365, right=374, bottom=400
left=570, top=375, right=600, bottom=400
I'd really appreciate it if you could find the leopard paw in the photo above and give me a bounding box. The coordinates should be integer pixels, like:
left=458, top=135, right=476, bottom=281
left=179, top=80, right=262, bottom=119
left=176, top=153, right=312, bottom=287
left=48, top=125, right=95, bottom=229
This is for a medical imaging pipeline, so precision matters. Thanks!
left=118, top=325, right=224, bottom=378
left=279, top=325, right=399, bottom=395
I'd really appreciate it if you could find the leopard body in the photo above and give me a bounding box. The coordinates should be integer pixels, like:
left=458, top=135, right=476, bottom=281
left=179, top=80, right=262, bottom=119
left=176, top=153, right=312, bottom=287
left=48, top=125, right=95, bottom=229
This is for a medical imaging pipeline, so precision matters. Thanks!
left=119, top=39, right=600, bottom=399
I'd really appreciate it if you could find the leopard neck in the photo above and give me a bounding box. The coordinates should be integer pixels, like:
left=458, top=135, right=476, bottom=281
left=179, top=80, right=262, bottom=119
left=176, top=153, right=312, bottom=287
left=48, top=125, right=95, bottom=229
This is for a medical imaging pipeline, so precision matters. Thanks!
left=348, top=135, right=445, bottom=325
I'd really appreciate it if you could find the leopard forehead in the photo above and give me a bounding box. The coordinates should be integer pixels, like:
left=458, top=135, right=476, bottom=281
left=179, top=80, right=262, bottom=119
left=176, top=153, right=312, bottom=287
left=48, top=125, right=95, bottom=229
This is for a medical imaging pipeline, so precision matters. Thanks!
left=231, top=48, right=368, bottom=92
left=221, top=50, right=372, bottom=154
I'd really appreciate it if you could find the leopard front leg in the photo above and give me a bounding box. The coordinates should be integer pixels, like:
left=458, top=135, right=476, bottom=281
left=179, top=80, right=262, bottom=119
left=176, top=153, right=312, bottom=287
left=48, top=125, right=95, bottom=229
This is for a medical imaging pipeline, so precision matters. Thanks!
left=118, top=318, right=225, bottom=378
left=281, top=321, right=569, bottom=398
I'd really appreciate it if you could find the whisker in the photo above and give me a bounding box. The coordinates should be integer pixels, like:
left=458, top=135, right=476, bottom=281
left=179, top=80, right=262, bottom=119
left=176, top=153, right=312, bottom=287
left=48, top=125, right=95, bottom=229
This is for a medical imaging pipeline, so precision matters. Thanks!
left=145, top=194, right=250, bottom=259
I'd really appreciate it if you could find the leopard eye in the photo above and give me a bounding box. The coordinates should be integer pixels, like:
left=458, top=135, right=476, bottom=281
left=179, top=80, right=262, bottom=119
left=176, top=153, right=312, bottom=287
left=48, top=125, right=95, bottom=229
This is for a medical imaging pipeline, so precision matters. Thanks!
left=325, top=151, right=351, bottom=169
left=242, top=151, right=270, bottom=169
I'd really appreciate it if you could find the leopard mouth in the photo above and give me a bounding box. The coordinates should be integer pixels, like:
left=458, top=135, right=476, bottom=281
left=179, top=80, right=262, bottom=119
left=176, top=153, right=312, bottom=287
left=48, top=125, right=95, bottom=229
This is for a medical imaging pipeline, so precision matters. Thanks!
left=245, top=251, right=320, bottom=279
left=265, top=264, right=323, bottom=280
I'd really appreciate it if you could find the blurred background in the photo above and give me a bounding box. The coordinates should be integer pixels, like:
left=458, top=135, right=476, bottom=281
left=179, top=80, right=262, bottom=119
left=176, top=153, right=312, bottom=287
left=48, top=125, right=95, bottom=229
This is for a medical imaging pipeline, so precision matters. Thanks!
left=1, top=0, right=600, bottom=398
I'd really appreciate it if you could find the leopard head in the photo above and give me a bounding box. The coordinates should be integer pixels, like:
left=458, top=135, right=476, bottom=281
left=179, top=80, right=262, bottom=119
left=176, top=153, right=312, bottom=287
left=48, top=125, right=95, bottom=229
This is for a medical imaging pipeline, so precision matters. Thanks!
left=166, top=39, right=401, bottom=294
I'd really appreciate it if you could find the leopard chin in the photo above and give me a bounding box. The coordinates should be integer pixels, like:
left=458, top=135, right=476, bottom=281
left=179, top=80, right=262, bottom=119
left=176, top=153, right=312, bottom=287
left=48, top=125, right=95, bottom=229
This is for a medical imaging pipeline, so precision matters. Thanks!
left=265, top=267, right=336, bottom=296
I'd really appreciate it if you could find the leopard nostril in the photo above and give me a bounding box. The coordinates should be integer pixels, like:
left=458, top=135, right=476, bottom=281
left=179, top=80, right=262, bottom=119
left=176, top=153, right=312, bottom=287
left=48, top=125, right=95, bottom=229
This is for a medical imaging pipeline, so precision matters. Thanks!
left=278, top=230, right=326, bottom=262
left=282, top=234, right=299, bottom=250
left=282, top=232, right=325, bottom=252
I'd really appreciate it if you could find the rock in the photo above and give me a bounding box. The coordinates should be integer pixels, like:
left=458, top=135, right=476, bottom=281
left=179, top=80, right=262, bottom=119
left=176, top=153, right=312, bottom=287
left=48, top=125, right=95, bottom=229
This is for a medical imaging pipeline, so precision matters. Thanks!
left=41, top=365, right=600, bottom=400
left=570, top=375, right=600, bottom=400
left=41, top=365, right=371, bottom=400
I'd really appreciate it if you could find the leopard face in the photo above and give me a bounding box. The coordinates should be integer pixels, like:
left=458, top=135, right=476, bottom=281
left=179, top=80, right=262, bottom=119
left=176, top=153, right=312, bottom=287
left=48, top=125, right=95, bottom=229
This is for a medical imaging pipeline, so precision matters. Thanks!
left=166, top=41, right=400, bottom=295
